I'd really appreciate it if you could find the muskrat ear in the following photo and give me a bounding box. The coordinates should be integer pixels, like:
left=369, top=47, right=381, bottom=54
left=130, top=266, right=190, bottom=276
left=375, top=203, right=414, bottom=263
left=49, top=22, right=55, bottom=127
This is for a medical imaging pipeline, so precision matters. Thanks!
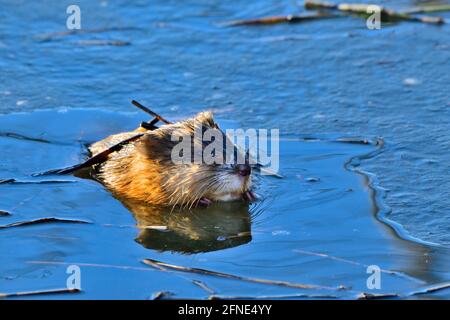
left=193, top=111, right=218, bottom=129
left=136, top=133, right=173, bottom=161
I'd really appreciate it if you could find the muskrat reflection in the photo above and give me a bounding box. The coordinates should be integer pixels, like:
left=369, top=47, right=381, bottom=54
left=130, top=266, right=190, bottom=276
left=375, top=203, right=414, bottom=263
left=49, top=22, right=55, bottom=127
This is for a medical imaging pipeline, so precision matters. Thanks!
left=118, top=197, right=252, bottom=253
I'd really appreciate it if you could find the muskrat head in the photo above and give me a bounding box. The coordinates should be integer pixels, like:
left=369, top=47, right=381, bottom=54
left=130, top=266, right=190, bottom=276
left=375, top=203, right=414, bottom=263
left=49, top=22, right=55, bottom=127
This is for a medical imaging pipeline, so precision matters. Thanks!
left=135, top=111, right=256, bottom=208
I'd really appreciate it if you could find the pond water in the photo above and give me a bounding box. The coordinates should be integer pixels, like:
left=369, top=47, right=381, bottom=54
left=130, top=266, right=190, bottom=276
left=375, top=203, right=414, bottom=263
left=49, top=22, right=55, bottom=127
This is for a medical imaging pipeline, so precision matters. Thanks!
left=0, top=0, right=449, bottom=299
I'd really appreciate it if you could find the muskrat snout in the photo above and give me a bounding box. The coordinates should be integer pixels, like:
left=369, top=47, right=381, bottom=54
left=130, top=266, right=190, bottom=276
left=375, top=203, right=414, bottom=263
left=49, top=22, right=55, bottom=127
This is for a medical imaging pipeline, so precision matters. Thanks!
left=234, top=164, right=251, bottom=177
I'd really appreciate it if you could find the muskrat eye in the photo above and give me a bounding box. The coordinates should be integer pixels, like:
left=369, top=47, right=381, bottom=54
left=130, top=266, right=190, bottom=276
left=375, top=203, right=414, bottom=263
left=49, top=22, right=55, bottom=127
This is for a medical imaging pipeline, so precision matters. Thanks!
left=234, top=164, right=251, bottom=177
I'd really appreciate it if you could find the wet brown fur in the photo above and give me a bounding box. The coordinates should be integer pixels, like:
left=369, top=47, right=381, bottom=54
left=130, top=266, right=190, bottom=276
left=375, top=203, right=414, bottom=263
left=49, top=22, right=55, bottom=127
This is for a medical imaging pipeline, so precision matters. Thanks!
left=89, top=112, right=250, bottom=208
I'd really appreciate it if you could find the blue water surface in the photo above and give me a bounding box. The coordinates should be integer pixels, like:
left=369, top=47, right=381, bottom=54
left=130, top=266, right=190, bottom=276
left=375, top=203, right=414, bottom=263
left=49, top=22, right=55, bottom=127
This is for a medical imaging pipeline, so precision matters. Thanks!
left=0, top=0, right=449, bottom=299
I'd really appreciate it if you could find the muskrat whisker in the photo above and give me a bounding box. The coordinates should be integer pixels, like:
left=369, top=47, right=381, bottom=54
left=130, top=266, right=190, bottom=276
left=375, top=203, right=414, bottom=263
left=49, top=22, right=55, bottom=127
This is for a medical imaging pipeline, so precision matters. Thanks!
left=173, top=178, right=204, bottom=210
left=188, top=179, right=218, bottom=209
left=187, top=178, right=215, bottom=209
left=167, top=184, right=187, bottom=210
left=182, top=173, right=222, bottom=209
left=168, top=194, right=183, bottom=213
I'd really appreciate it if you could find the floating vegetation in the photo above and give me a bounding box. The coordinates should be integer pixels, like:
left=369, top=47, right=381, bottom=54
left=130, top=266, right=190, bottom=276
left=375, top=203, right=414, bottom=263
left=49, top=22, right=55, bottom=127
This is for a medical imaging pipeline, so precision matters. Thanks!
left=36, top=27, right=138, bottom=42
left=131, top=100, right=173, bottom=125
left=357, top=292, right=399, bottom=299
left=0, top=179, right=77, bottom=185
left=27, top=260, right=156, bottom=272
left=408, top=281, right=450, bottom=296
left=405, top=5, right=450, bottom=14
left=75, top=40, right=131, bottom=47
left=0, top=288, right=80, bottom=299
left=0, top=210, right=11, bottom=216
left=226, top=12, right=337, bottom=26
left=0, top=179, right=15, bottom=184
left=293, top=249, right=425, bottom=284
left=192, top=279, right=216, bottom=294
left=32, top=133, right=145, bottom=176
left=151, top=291, right=175, bottom=300
left=226, top=0, right=448, bottom=27
left=0, top=217, right=91, bottom=230
left=142, top=258, right=347, bottom=291
left=305, top=1, right=446, bottom=24
left=335, top=137, right=371, bottom=145
left=0, top=132, right=51, bottom=143
left=356, top=282, right=450, bottom=299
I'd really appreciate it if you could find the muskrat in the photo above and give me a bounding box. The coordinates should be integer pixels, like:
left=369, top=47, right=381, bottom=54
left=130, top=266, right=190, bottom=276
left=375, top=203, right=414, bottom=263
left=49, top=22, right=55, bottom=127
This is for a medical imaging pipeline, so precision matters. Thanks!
left=89, top=111, right=256, bottom=208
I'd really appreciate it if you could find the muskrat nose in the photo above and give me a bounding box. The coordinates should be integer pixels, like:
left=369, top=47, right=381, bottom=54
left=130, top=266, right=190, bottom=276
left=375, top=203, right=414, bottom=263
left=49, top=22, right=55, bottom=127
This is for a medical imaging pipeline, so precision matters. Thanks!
left=235, top=164, right=251, bottom=177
